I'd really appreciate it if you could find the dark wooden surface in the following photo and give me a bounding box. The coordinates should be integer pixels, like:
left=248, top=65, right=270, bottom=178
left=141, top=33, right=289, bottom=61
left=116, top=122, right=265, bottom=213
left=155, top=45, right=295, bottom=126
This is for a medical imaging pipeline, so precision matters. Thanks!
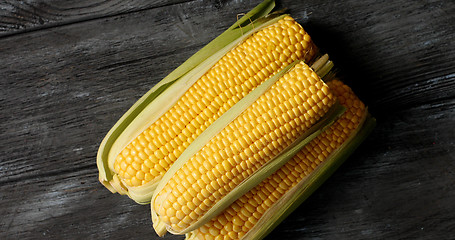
left=1, top=0, right=454, bottom=239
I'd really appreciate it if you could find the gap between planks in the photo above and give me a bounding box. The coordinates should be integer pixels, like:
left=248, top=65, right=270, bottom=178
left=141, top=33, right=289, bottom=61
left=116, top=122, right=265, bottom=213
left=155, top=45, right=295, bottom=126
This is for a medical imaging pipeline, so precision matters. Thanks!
left=0, top=0, right=195, bottom=39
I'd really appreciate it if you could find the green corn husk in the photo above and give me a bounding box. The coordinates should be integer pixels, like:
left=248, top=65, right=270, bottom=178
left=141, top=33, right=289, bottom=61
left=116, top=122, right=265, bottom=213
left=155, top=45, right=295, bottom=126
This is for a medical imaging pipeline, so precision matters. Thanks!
left=151, top=57, right=346, bottom=236
left=97, top=0, right=289, bottom=204
left=241, top=115, right=375, bottom=240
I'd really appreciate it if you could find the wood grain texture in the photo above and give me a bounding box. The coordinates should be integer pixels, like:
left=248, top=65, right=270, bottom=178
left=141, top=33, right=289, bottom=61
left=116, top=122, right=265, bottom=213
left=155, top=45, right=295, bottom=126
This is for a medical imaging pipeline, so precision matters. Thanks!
left=0, top=0, right=191, bottom=37
left=0, top=0, right=454, bottom=239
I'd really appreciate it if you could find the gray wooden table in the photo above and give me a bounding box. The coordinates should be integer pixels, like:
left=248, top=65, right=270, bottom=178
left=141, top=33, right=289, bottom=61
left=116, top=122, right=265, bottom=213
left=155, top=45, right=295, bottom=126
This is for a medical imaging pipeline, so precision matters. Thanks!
left=1, top=0, right=454, bottom=239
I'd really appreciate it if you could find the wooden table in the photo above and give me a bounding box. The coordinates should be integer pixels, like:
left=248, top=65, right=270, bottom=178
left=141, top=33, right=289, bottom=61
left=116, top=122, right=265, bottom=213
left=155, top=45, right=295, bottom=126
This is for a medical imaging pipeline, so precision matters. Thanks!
left=1, top=0, right=454, bottom=239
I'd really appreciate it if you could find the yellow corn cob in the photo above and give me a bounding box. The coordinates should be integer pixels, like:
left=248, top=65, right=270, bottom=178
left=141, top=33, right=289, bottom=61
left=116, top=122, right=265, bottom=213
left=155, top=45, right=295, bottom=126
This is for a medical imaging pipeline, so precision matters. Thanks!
left=112, top=16, right=317, bottom=192
left=151, top=61, right=337, bottom=235
left=187, top=79, right=367, bottom=240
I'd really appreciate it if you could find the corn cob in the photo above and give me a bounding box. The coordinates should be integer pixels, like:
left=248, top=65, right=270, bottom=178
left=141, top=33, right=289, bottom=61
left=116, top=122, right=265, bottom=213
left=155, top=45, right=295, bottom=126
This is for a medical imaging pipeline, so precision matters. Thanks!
left=186, top=79, right=375, bottom=240
left=151, top=60, right=345, bottom=236
left=97, top=0, right=318, bottom=204
left=97, top=1, right=376, bottom=239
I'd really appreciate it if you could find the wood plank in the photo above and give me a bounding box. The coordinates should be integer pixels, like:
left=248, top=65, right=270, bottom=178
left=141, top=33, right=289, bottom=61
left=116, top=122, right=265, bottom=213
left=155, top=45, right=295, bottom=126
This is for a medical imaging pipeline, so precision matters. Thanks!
left=0, top=0, right=191, bottom=37
left=0, top=168, right=157, bottom=239
left=1, top=0, right=454, bottom=239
